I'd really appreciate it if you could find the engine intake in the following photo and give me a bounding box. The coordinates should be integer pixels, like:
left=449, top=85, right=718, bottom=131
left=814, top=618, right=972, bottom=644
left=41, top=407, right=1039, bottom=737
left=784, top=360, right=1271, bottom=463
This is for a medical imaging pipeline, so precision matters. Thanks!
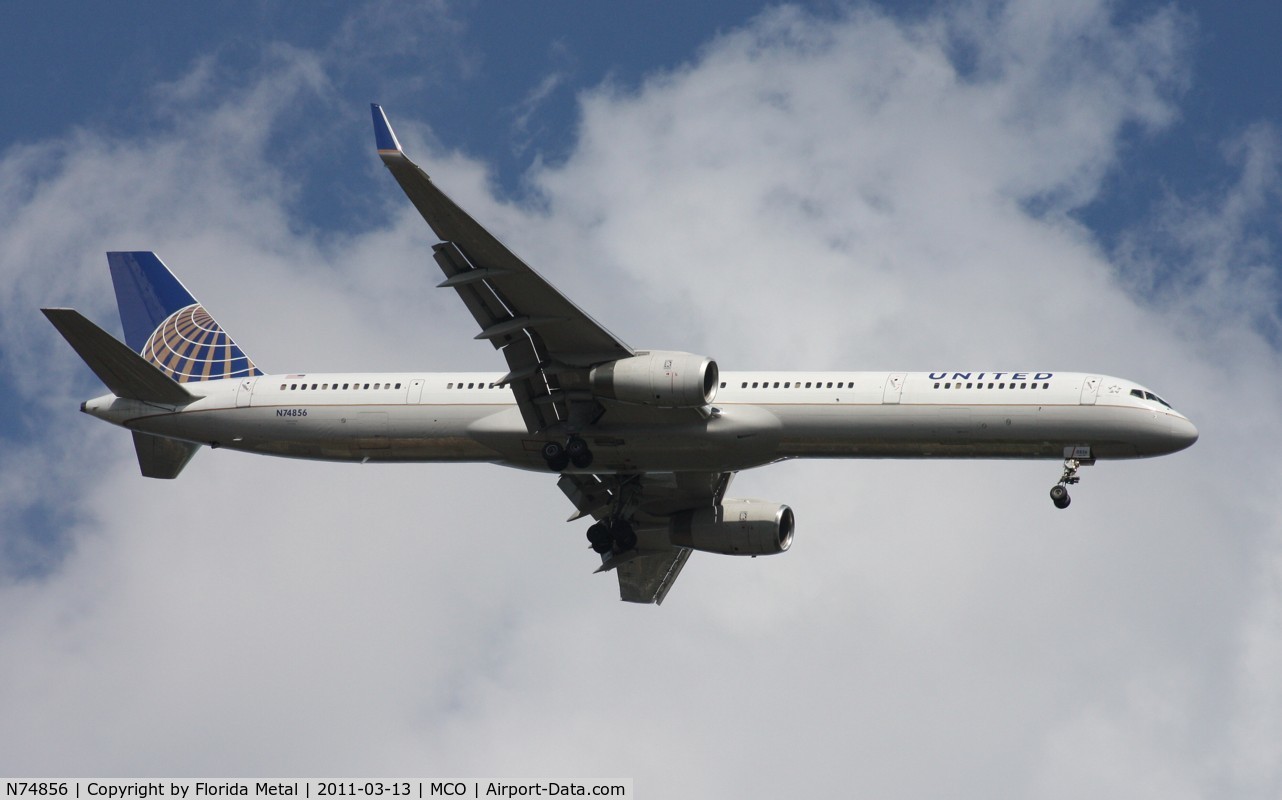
left=668, top=499, right=794, bottom=556
left=590, top=350, right=718, bottom=408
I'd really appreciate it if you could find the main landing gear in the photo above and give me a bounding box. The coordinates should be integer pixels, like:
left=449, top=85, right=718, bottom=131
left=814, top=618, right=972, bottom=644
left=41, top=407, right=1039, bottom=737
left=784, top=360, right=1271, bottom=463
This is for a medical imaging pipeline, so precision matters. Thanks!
left=586, top=517, right=637, bottom=554
left=1050, top=453, right=1094, bottom=509
left=541, top=436, right=593, bottom=471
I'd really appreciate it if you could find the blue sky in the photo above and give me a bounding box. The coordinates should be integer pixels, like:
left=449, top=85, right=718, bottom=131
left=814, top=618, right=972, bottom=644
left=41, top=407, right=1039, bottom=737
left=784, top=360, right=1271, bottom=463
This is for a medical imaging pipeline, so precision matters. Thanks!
left=3, top=2, right=1282, bottom=797
left=4, top=0, right=1279, bottom=228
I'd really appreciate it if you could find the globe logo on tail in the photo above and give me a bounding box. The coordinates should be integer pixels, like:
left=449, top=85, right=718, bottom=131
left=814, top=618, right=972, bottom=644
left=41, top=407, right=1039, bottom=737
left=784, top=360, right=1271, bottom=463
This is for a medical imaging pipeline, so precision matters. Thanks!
left=142, top=304, right=261, bottom=382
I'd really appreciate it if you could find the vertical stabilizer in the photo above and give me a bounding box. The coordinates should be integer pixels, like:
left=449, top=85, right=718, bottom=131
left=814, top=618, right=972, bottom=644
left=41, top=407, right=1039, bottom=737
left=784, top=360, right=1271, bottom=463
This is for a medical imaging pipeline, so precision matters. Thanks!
left=107, top=252, right=262, bottom=382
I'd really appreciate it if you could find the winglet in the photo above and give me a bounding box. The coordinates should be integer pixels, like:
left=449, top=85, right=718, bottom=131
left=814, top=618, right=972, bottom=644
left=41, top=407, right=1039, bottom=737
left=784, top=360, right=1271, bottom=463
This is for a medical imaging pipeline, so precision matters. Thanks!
left=371, top=103, right=403, bottom=156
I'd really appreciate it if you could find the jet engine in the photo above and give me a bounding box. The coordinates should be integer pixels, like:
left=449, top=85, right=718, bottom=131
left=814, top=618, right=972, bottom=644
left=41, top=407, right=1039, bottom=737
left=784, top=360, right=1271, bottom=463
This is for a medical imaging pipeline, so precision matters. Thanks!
left=667, top=499, right=794, bottom=556
left=590, top=350, right=718, bottom=408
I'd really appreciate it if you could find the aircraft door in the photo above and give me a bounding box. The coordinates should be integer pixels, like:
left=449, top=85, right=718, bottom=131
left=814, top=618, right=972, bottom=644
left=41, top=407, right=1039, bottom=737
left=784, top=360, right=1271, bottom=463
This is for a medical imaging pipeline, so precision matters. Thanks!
left=882, top=373, right=906, bottom=404
left=236, top=377, right=256, bottom=408
left=407, top=379, right=424, bottom=404
left=1079, top=376, right=1101, bottom=405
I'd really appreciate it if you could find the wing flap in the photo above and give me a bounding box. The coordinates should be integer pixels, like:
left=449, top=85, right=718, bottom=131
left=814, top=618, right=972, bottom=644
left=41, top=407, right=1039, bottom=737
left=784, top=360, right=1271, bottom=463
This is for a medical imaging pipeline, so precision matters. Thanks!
left=558, top=471, right=734, bottom=605
left=616, top=549, right=691, bottom=605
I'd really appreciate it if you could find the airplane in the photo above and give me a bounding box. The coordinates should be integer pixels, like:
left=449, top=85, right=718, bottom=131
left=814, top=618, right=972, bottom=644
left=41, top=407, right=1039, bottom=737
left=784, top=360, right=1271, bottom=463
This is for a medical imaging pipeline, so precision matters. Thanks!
left=41, top=104, right=1199, bottom=604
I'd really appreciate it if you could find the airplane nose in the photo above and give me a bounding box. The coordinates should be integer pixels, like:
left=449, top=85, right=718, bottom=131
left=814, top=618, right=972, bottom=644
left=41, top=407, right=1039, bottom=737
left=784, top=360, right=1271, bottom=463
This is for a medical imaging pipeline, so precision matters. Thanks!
left=1169, top=416, right=1199, bottom=451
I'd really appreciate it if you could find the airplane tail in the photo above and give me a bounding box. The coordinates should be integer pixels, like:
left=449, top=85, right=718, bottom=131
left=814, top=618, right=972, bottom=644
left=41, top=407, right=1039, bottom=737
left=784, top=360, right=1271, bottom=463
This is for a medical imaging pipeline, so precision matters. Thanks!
left=42, top=304, right=204, bottom=480
left=107, top=251, right=262, bottom=383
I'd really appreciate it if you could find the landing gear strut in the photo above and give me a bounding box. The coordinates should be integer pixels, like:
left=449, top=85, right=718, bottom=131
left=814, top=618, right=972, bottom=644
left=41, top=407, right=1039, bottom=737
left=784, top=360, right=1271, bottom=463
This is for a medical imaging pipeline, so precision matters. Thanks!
left=541, top=436, right=593, bottom=472
left=1050, top=454, right=1093, bottom=509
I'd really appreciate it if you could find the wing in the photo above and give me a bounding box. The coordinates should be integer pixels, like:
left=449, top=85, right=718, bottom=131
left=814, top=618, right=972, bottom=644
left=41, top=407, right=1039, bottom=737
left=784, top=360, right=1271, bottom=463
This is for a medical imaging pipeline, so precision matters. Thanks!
left=372, top=104, right=633, bottom=434
left=558, top=471, right=734, bottom=604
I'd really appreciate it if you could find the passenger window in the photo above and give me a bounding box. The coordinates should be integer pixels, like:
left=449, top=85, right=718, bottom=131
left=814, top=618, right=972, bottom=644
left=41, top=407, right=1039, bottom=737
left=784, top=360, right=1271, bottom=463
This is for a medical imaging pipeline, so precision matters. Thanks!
left=826, top=382, right=833, bottom=388
left=752, top=382, right=759, bottom=388
left=280, top=384, right=286, bottom=390
left=934, top=382, right=940, bottom=389
left=396, top=383, right=402, bottom=389
left=773, top=382, right=780, bottom=388
left=945, top=383, right=951, bottom=389
left=966, top=383, right=973, bottom=389
left=311, top=384, right=317, bottom=390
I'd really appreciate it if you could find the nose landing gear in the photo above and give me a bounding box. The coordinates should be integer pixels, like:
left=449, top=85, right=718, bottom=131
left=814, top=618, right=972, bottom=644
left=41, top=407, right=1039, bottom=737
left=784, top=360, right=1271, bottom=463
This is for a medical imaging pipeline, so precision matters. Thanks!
left=1050, top=450, right=1094, bottom=509
left=1050, top=483, right=1071, bottom=509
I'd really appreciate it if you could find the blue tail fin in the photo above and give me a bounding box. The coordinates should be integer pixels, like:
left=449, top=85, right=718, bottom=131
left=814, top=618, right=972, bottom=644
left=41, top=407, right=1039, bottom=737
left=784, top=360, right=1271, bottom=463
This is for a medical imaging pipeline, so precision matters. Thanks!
left=107, top=252, right=262, bottom=383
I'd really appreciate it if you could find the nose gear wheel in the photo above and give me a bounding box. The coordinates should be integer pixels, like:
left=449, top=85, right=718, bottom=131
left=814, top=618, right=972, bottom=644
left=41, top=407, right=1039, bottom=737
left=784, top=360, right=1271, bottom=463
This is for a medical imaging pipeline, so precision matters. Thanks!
left=1050, top=455, right=1093, bottom=509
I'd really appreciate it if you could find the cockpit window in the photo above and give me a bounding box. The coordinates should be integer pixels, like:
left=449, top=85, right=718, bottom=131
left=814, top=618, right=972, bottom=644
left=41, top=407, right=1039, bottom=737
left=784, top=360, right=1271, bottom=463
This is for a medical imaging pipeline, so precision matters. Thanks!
left=1131, top=388, right=1172, bottom=408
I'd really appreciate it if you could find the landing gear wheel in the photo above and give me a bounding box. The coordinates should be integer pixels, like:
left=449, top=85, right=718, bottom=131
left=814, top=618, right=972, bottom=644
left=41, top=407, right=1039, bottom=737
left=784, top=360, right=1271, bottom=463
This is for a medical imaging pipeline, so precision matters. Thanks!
left=586, top=521, right=613, bottom=554
left=609, top=519, right=637, bottom=552
left=1048, top=452, right=1092, bottom=509
left=540, top=441, right=569, bottom=472
left=566, top=436, right=593, bottom=469
left=1050, top=485, right=1071, bottom=509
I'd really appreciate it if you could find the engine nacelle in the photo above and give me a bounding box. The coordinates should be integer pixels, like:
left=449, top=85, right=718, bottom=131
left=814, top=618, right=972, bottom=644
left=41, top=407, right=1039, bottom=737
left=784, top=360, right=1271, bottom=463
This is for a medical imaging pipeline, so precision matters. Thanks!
left=668, top=499, right=794, bottom=556
left=590, top=350, right=718, bottom=408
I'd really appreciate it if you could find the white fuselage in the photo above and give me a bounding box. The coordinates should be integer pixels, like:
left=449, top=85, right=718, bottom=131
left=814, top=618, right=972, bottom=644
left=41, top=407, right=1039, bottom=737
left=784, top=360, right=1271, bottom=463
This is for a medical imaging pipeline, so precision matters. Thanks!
left=83, top=370, right=1199, bottom=473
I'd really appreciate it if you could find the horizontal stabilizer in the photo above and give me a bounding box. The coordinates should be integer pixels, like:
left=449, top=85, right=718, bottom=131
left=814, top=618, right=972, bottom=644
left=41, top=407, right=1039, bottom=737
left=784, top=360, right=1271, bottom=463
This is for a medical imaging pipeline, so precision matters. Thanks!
left=42, top=308, right=196, bottom=405
left=132, top=431, right=200, bottom=479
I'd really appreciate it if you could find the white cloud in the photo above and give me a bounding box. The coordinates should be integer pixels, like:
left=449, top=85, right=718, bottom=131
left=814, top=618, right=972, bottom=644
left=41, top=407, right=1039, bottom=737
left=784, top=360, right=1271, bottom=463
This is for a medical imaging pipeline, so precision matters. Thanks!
left=1, top=2, right=1279, bottom=798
